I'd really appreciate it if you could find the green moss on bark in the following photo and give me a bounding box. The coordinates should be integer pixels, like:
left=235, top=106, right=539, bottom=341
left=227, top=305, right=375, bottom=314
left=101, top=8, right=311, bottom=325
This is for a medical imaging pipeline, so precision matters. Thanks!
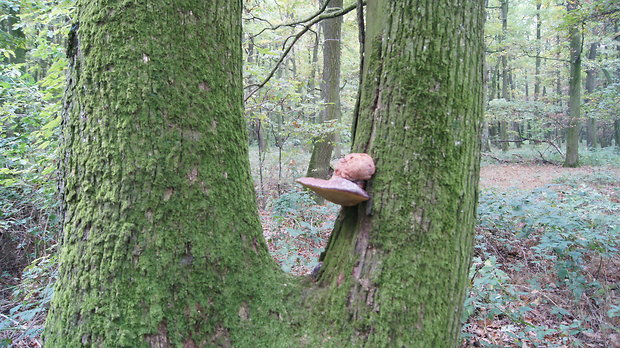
left=46, top=1, right=304, bottom=346
left=310, top=0, right=485, bottom=346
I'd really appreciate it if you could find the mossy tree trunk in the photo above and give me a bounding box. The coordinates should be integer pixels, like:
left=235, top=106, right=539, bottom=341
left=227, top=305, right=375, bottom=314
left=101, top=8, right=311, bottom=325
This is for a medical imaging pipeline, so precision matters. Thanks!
left=563, top=0, right=582, bottom=167
left=45, top=1, right=297, bottom=346
left=46, top=0, right=483, bottom=346
left=306, top=0, right=343, bottom=183
left=314, top=0, right=484, bottom=345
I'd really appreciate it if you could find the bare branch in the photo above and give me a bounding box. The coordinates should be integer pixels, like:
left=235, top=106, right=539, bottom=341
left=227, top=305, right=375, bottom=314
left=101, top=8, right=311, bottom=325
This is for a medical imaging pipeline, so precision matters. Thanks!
left=249, top=1, right=330, bottom=39
left=244, top=1, right=365, bottom=102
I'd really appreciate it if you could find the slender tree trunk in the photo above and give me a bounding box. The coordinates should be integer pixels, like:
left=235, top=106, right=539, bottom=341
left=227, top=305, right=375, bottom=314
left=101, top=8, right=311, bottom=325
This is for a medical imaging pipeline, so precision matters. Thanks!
left=585, top=42, right=599, bottom=149
left=306, top=0, right=343, bottom=192
left=513, top=122, right=522, bottom=148
left=500, top=0, right=509, bottom=152
left=608, top=22, right=620, bottom=151
left=6, top=7, right=26, bottom=66
left=563, top=0, right=581, bottom=167
left=307, top=24, right=322, bottom=115
left=614, top=119, right=620, bottom=150
left=481, top=121, right=491, bottom=152
left=482, top=66, right=491, bottom=152
left=534, top=0, right=542, bottom=101
left=489, top=62, right=499, bottom=102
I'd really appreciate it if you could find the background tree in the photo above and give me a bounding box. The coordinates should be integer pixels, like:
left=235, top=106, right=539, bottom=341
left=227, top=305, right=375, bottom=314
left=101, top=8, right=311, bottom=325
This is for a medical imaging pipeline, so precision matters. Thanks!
left=563, top=0, right=582, bottom=167
left=306, top=0, right=344, bottom=189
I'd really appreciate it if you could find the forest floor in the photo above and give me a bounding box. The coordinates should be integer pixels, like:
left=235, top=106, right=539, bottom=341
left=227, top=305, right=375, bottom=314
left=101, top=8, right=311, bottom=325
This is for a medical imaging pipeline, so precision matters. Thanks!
left=479, top=164, right=620, bottom=190
left=2, top=163, right=618, bottom=347
left=262, top=163, right=620, bottom=347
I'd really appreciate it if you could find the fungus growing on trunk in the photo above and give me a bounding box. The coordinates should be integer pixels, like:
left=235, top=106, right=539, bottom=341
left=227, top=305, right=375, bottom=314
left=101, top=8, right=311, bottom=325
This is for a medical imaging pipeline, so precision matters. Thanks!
left=296, top=153, right=375, bottom=206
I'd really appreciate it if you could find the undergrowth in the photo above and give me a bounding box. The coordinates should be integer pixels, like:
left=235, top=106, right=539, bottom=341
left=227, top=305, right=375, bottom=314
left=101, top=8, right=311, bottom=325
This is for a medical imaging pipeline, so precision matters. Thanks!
left=481, top=144, right=620, bottom=167
left=462, top=171, right=620, bottom=347
left=262, top=190, right=338, bottom=275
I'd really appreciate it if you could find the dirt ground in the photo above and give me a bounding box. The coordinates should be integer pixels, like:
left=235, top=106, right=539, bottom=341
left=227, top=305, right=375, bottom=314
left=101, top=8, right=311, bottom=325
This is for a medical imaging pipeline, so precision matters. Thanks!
left=479, top=164, right=620, bottom=190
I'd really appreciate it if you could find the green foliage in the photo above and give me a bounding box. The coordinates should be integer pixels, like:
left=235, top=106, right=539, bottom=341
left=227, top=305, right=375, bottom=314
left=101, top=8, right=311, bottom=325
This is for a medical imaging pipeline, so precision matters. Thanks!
left=0, top=1, right=71, bottom=345
left=481, top=144, right=620, bottom=166
left=0, top=254, right=56, bottom=345
left=242, top=0, right=359, bottom=151
left=0, top=0, right=69, bottom=267
left=267, top=190, right=338, bottom=273
left=464, top=171, right=619, bottom=345
left=584, top=83, right=620, bottom=121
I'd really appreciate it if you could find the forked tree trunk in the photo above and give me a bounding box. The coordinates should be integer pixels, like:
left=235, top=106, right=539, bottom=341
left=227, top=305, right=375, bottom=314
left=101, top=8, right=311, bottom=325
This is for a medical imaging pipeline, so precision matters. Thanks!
left=46, top=0, right=483, bottom=346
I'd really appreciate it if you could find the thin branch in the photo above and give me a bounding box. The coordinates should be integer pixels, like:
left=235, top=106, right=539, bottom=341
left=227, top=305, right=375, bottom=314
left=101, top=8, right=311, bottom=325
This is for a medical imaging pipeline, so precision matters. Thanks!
left=244, top=1, right=365, bottom=102
left=249, top=0, right=331, bottom=39
left=496, top=137, right=564, bottom=157
left=481, top=153, right=510, bottom=163
left=243, top=13, right=274, bottom=27
left=521, top=53, right=570, bottom=63
left=351, top=0, right=365, bottom=142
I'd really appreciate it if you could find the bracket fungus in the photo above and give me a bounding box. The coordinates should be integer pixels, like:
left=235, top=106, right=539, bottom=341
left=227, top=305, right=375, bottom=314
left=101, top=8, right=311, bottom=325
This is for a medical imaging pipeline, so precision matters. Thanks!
left=296, top=153, right=375, bottom=206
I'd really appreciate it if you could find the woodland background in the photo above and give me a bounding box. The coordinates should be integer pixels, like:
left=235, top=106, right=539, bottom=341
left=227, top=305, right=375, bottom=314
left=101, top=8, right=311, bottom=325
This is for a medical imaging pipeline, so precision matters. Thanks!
left=1, top=0, right=619, bottom=346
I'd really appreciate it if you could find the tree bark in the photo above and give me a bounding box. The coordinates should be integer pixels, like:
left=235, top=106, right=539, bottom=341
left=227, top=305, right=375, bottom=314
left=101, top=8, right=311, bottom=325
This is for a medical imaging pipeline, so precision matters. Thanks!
left=306, top=0, right=343, bottom=184
left=500, top=0, right=509, bottom=152
left=563, top=0, right=581, bottom=167
left=45, top=1, right=291, bottom=346
left=315, top=0, right=484, bottom=345
left=307, top=24, right=322, bottom=112
left=534, top=0, right=542, bottom=101
left=585, top=42, right=599, bottom=149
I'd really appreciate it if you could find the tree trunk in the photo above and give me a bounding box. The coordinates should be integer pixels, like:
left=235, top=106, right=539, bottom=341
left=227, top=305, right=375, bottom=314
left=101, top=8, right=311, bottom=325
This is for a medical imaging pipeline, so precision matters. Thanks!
left=534, top=0, right=542, bottom=101
left=615, top=119, right=620, bottom=150
left=585, top=42, right=598, bottom=149
left=482, top=121, right=492, bottom=152
left=513, top=122, right=522, bottom=148
left=6, top=6, right=26, bottom=66
left=307, top=24, right=322, bottom=114
left=500, top=0, right=509, bottom=152
left=563, top=0, right=581, bottom=167
left=46, top=0, right=484, bottom=346
left=481, top=64, right=491, bottom=152
left=555, top=35, right=562, bottom=105
left=45, top=2, right=292, bottom=346
left=317, top=0, right=484, bottom=344
left=306, top=0, right=344, bottom=202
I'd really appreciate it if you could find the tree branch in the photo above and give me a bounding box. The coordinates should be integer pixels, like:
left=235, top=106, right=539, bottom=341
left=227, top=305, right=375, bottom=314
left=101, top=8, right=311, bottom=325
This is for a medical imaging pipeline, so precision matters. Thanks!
left=521, top=53, right=570, bottom=63
left=249, top=0, right=331, bottom=39
left=244, top=1, right=365, bottom=102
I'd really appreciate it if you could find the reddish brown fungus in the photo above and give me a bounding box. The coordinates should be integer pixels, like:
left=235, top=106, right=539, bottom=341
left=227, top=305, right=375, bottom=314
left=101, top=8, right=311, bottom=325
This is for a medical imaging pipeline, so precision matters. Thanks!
left=296, top=153, right=375, bottom=206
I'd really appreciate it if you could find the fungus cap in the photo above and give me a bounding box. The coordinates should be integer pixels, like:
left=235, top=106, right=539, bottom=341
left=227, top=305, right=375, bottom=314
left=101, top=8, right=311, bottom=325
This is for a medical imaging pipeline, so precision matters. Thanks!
left=334, top=153, right=375, bottom=181
left=295, top=176, right=369, bottom=206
